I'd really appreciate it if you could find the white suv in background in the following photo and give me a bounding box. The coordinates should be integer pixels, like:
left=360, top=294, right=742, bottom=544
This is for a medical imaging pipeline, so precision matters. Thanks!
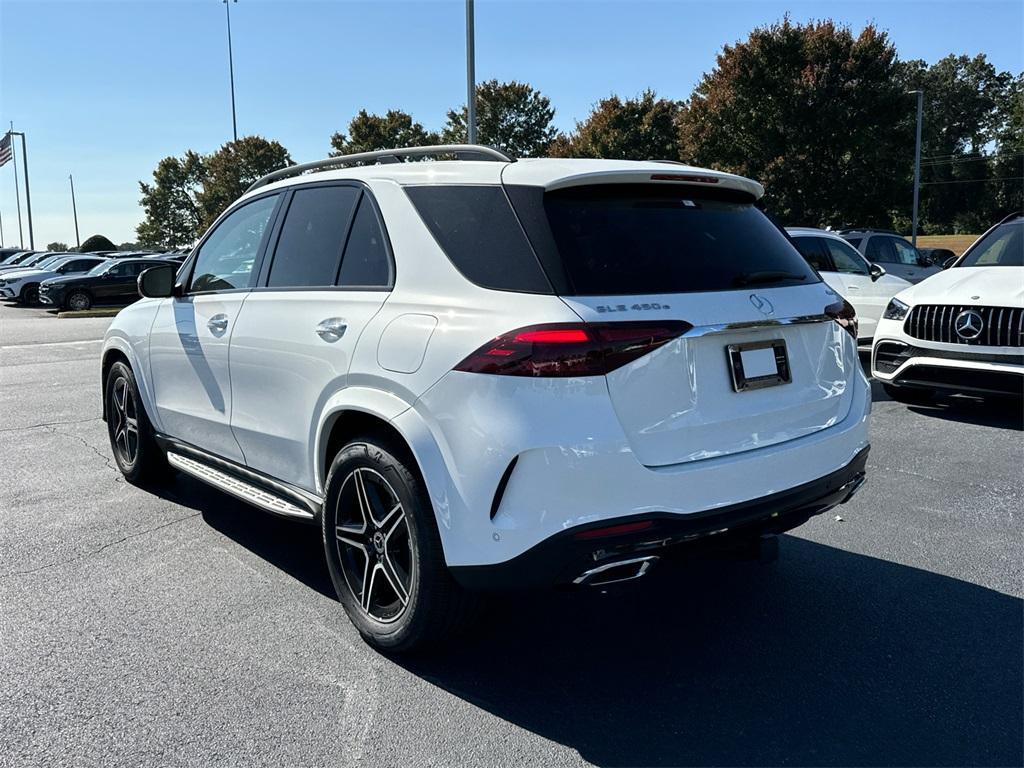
left=787, top=227, right=911, bottom=341
left=102, top=147, right=872, bottom=651
left=872, top=214, right=1023, bottom=403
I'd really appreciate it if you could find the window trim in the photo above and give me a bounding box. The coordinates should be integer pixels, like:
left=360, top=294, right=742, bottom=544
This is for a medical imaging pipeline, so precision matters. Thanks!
left=253, top=179, right=396, bottom=293
left=181, top=190, right=285, bottom=296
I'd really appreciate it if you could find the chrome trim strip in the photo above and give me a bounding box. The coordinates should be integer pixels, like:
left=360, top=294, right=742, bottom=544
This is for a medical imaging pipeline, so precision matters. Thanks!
left=682, top=314, right=831, bottom=339
left=573, top=555, right=659, bottom=586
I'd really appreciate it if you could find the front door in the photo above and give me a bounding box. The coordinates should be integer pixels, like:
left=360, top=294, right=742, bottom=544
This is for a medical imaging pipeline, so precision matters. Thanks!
left=148, top=193, right=280, bottom=462
left=229, top=184, right=392, bottom=492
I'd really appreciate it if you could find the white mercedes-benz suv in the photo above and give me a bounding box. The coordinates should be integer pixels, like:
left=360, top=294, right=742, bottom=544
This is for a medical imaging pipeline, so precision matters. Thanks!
left=872, top=214, right=1023, bottom=403
left=102, top=146, right=871, bottom=651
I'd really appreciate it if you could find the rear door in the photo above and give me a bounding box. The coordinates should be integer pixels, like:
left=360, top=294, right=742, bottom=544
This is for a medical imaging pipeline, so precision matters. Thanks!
left=527, top=184, right=855, bottom=467
left=149, top=193, right=281, bottom=462
left=229, top=183, right=392, bottom=492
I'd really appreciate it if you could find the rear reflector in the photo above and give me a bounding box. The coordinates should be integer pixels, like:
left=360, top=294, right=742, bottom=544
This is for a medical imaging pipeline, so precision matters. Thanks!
left=455, top=321, right=692, bottom=377
left=574, top=520, right=655, bottom=540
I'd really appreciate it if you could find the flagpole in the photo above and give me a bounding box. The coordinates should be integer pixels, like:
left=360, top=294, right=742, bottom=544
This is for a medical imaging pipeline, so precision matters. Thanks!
left=17, top=132, right=34, bottom=250
left=69, top=174, right=81, bottom=248
left=9, top=125, right=24, bottom=248
left=0, top=208, right=5, bottom=247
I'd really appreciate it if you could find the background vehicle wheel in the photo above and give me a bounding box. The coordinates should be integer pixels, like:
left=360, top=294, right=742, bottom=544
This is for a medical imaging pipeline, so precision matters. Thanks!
left=20, top=285, right=39, bottom=305
left=322, top=436, right=474, bottom=653
left=66, top=291, right=92, bottom=311
left=883, top=383, right=935, bottom=405
left=105, top=361, right=167, bottom=484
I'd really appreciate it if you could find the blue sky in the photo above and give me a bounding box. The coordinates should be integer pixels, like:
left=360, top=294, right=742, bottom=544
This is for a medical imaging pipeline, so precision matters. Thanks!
left=1, top=0, right=1022, bottom=247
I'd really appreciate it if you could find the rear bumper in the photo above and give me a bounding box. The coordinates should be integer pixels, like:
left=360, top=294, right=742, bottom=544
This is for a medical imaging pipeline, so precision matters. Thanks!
left=451, top=446, right=869, bottom=590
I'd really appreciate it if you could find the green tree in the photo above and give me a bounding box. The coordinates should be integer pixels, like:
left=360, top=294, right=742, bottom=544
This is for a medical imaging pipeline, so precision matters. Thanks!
left=46, top=241, right=70, bottom=252
left=678, top=19, right=909, bottom=228
left=899, top=54, right=1016, bottom=233
left=136, top=151, right=206, bottom=249
left=80, top=234, right=118, bottom=253
left=330, top=109, right=439, bottom=157
left=990, top=73, right=1023, bottom=219
left=196, top=136, right=292, bottom=231
left=443, top=79, right=560, bottom=157
left=550, top=90, right=681, bottom=160
left=136, top=137, right=292, bottom=248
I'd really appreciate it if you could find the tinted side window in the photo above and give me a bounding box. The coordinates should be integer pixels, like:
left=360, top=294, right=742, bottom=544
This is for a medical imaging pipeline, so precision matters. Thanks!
left=190, top=194, right=278, bottom=292
left=824, top=239, right=869, bottom=275
left=792, top=237, right=832, bottom=272
left=64, top=259, right=98, bottom=273
left=843, top=237, right=863, bottom=249
left=337, top=195, right=391, bottom=288
left=865, top=236, right=897, bottom=263
left=406, top=185, right=551, bottom=293
left=268, top=186, right=359, bottom=288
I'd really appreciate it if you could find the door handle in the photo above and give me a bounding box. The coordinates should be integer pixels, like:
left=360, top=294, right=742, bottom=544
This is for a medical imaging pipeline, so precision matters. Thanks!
left=315, top=317, right=347, bottom=343
left=207, top=314, right=229, bottom=334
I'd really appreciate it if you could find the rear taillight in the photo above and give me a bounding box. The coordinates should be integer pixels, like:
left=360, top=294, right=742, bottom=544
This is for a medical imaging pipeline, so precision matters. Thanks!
left=454, top=321, right=692, bottom=377
left=825, top=298, right=858, bottom=340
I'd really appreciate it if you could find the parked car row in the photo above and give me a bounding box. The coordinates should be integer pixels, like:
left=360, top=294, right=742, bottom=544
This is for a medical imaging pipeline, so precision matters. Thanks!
left=0, top=249, right=186, bottom=309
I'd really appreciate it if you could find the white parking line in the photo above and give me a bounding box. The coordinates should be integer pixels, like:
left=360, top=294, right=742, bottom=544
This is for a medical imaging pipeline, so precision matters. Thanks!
left=1, top=338, right=104, bottom=350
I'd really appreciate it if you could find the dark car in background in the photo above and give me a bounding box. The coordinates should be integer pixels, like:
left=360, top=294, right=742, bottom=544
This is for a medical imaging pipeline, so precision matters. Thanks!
left=917, top=246, right=958, bottom=268
left=837, top=229, right=941, bottom=283
left=39, top=258, right=179, bottom=310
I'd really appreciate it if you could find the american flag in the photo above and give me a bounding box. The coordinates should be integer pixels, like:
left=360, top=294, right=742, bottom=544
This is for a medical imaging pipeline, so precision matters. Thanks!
left=0, top=133, right=12, bottom=167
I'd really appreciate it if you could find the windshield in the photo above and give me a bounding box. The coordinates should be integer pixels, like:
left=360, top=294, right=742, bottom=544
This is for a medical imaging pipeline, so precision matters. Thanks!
left=958, top=220, right=1023, bottom=267
left=86, top=260, right=114, bottom=276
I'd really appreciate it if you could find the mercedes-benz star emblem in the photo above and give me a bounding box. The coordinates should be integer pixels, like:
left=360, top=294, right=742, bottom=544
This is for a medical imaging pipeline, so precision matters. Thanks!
left=954, top=309, right=984, bottom=340
left=749, top=293, right=775, bottom=316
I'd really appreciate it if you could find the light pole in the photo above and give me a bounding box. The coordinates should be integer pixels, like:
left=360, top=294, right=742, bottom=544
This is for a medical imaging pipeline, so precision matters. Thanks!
left=69, top=174, right=81, bottom=249
left=908, top=89, right=923, bottom=247
left=224, top=0, right=239, bottom=142
left=465, top=0, right=476, bottom=144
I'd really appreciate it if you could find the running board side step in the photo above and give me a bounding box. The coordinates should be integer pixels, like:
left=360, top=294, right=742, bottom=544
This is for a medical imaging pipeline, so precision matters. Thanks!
left=167, top=451, right=316, bottom=521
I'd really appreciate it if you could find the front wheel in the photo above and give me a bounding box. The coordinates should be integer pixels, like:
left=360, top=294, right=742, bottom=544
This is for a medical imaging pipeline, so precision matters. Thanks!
left=20, top=285, right=39, bottom=305
left=322, top=437, right=474, bottom=653
left=66, top=290, right=92, bottom=311
left=105, top=361, right=167, bottom=484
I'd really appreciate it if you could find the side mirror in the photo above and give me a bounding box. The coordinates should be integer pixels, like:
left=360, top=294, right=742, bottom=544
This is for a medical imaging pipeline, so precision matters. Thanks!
left=869, top=263, right=886, bottom=282
left=916, top=254, right=931, bottom=267
left=138, top=264, right=176, bottom=298
left=942, top=256, right=957, bottom=270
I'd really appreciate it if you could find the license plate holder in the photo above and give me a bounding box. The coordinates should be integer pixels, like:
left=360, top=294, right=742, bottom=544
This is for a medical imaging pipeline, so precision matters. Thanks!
left=727, top=340, right=791, bottom=392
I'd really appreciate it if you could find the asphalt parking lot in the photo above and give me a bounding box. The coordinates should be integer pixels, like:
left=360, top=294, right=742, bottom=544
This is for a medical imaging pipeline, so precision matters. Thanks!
left=1, top=301, right=1021, bottom=768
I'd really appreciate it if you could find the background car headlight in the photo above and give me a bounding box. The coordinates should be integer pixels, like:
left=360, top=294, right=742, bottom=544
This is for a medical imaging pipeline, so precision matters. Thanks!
left=883, top=298, right=910, bottom=321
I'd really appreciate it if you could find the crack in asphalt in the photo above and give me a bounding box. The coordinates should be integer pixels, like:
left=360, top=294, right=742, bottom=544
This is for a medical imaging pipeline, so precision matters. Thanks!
left=867, top=461, right=1020, bottom=496
left=41, top=423, right=125, bottom=483
left=1, top=513, right=201, bottom=579
left=0, top=416, right=102, bottom=433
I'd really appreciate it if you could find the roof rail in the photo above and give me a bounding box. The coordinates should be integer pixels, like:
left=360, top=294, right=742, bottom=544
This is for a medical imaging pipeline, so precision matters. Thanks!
left=245, top=144, right=514, bottom=193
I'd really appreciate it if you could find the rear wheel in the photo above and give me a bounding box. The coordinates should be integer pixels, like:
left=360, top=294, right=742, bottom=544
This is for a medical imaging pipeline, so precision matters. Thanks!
left=105, top=361, right=167, bottom=484
left=66, top=290, right=92, bottom=311
left=322, top=437, right=473, bottom=653
left=883, top=382, right=935, bottom=405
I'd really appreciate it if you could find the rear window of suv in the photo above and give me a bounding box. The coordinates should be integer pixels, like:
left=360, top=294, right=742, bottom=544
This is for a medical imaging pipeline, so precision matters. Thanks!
left=540, top=185, right=817, bottom=295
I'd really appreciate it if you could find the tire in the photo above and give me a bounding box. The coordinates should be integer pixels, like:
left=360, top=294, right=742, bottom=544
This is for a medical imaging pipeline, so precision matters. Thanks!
left=883, top=382, right=935, bottom=405
left=105, top=361, right=167, bottom=484
left=66, top=290, right=92, bottom=311
left=20, top=284, right=39, bottom=305
left=322, top=436, right=474, bottom=653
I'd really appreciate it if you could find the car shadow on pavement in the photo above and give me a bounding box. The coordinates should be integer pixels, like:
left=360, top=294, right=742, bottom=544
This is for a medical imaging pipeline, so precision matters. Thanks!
left=152, top=473, right=335, bottom=599
left=869, top=377, right=1023, bottom=430
left=398, top=538, right=1023, bottom=767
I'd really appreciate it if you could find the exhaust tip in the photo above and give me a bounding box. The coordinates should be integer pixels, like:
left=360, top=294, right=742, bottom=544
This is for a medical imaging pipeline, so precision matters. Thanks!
left=840, top=473, right=867, bottom=504
left=573, top=555, right=659, bottom=587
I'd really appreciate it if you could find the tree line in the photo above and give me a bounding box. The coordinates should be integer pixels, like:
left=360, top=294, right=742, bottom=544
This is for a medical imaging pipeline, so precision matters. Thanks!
left=137, top=18, right=1022, bottom=249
